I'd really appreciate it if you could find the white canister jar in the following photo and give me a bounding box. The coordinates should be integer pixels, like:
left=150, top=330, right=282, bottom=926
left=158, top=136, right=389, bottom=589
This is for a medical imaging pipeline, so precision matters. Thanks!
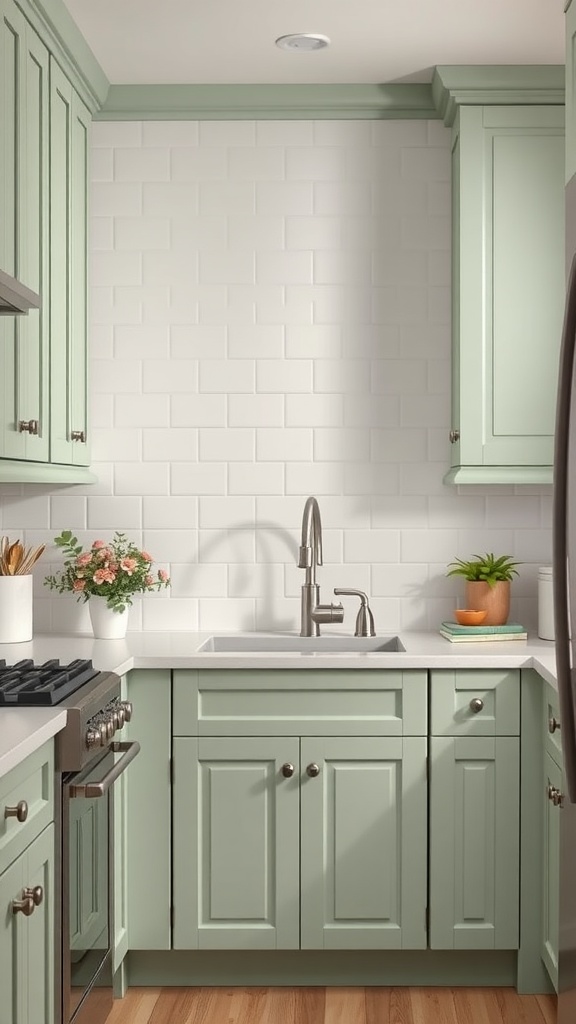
left=0, top=574, right=33, bottom=642
left=538, top=566, right=555, bottom=641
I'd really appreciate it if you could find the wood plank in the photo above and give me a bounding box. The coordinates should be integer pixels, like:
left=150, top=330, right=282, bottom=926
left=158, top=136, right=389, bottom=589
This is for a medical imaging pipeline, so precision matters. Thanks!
left=105, top=988, right=161, bottom=1024
left=410, top=988, right=459, bottom=1024
left=294, top=987, right=326, bottom=1024
left=388, top=989, right=415, bottom=1024
left=450, top=988, right=492, bottom=1024
left=325, top=987, right=366, bottom=1024
left=365, top=987, right=391, bottom=1024
left=535, top=993, right=556, bottom=1024
left=486, top=988, right=549, bottom=1024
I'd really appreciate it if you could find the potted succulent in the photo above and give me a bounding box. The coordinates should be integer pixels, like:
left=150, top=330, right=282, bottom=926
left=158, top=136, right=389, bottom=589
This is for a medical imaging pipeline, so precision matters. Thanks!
left=446, top=552, right=521, bottom=625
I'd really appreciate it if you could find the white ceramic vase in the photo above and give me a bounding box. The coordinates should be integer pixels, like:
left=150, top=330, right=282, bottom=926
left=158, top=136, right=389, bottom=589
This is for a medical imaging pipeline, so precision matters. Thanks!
left=88, top=599, right=129, bottom=640
left=0, top=575, right=33, bottom=642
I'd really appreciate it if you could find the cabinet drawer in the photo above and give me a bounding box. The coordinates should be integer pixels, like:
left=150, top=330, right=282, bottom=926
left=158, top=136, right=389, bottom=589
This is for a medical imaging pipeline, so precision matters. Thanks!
left=430, top=670, right=520, bottom=736
left=173, top=670, right=428, bottom=737
left=0, top=741, right=54, bottom=874
left=544, top=684, right=562, bottom=767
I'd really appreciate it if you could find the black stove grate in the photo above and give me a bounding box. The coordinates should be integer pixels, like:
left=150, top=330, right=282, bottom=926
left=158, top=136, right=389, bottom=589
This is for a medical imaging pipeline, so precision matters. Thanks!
left=0, top=659, right=100, bottom=705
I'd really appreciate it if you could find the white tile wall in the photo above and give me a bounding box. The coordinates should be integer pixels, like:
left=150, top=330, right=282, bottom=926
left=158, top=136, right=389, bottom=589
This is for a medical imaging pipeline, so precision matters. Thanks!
left=0, top=119, right=552, bottom=634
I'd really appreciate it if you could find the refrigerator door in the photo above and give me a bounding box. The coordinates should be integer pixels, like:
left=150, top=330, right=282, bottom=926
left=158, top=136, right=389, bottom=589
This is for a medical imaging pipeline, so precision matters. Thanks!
left=553, top=248, right=576, bottom=1020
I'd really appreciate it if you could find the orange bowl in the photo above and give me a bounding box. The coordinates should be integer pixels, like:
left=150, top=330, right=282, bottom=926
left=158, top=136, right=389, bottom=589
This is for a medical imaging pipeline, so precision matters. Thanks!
left=454, top=608, right=488, bottom=626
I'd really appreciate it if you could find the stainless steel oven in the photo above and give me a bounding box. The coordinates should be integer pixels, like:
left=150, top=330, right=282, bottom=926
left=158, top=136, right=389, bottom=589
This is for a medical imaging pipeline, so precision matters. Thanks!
left=61, top=740, right=139, bottom=1024
left=0, top=659, right=139, bottom=1024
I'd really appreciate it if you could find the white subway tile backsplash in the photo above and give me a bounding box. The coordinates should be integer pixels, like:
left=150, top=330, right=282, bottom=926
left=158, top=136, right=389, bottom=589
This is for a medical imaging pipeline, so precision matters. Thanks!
left=3, top=117, right=549, bottom=634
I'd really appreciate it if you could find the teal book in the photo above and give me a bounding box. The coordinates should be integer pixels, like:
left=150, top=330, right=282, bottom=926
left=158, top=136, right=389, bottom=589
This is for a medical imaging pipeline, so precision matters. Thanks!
left=441, top=621, right=526, bottom=634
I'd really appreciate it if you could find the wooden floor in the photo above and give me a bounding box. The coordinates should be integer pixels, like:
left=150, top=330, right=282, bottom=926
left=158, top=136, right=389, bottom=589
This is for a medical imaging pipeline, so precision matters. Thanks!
left=104, top=987, right=557, bottom=1024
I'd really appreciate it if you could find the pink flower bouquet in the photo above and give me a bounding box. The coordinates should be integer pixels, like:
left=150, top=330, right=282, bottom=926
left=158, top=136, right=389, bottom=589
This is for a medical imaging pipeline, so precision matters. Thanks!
left=44, top=531, right=170, bottom=613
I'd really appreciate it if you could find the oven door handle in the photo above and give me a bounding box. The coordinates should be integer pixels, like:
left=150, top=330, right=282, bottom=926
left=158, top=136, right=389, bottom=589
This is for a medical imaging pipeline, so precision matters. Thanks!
left=68, top=741, right=141, bottom=798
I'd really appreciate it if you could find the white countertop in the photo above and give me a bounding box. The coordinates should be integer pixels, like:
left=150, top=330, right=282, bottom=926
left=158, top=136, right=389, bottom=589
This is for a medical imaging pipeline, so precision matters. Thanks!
left=0, top=628, right=558, bottom=778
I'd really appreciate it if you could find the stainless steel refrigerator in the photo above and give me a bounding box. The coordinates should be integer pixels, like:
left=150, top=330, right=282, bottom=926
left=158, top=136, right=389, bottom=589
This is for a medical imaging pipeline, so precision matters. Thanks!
left=551, top=175, right=576, bottom=1021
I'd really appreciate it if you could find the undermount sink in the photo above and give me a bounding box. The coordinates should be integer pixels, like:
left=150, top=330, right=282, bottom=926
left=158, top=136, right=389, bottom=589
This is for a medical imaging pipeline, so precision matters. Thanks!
left=197, top=634, right=404, bottom=654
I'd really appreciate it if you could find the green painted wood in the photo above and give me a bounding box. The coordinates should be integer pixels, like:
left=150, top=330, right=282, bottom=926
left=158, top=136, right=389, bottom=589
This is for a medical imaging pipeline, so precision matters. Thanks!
left=544, top=683, right=563, bottom=766
left=566, top=0, right=576, bottom=182
left=68, top=785, right=107, bottom=952
left=444, top=466, right=553, bottom=484
left=447, top=104, right=565, bottom=483
left=126, top=948, right=517, bottom=987
left=49, top=58, right=91, bottom=468
left=174, top=669, right=428, bottom=737
left=0, top=0, right=49, bottom=463
left=300, top=736, right=427, bottom=950
left=0, top=822, right=54, bottom=1024
left=25, top=823, right=54, bottom=1024
left=0, top=739, right=53, bottom=875
left=0, top=461, right=97, bottom=482
left=516, top=669, right=554, bottom=995
left=113, top=675, right=129, bottom=973
left=430, top=669, right=520, bottom=737
left=432, top=66, right=565, bottom=126
left=126, top=670, right=171, bottom=950
left=542, top=751, right=561, bottom=990
left=18, top=0, right=108, bottom=112
left=429, top=735, right=519, bottom=950
left=97, top=83, right=438, bottom=121
left=173, top=735, right=300, bottom=950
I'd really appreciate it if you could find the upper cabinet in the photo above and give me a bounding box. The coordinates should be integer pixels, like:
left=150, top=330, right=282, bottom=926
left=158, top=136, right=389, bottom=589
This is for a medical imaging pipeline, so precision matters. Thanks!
left=0, top=0, right=99, bottom=483
left=566, top=1, right=576, bottom=182
left=432, top=68, right=565, bottom=485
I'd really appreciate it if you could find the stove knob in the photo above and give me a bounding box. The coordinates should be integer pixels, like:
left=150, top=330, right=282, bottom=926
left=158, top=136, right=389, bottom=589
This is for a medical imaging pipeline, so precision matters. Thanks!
left=119, top=700, right=133, bottom=723
left=86, top=728, right=101, bottom=750
left=115, top=707, right=126, bottom=729
left=98, top=723, right=108, bottom=746
left=106, top=719, right=115, bottom=741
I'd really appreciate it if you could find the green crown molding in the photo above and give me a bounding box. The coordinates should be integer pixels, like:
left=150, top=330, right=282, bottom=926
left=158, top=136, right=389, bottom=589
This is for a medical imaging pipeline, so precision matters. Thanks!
left=95, top=83, right=439, bottom=121
left=432, top=65, right=565, bottom=126
left=20, top=0, right=109, bottom=112
left=444, top=466, right=553, bottom=486
left=0, top=460, right=97, bottom=484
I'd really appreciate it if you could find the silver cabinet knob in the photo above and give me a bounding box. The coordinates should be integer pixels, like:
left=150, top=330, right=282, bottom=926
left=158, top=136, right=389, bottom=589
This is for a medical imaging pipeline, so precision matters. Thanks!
left=548, top=783, right=564, bottom=807
left=449, top=429, right=460, bottom=443
left=281, top=763, right=295, bottom=778
left=12, top=895, right=35, bottom=916
left=4, top=799, right=28, bottom=822
left=18, top=419, right=39, bottom=435
left=549, top=717, right=561, bottom=734
left=23, top=885, right=43, bottom=906
left=469, top=698, right=484, bottom=714
left=70, top=429, right=86, bottom=442
left=306, top=763, right=320, bottom=778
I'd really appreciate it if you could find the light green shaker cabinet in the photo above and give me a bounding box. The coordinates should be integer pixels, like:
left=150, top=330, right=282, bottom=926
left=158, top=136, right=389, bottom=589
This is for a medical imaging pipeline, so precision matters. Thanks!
left=446, top=101, right=565, bottom=484
left=0, top=0, right=49, bottom=464
left=0, top=0, right=94, bottom=482
left=0, top=822, right=54, bottom=1024
left=429, top=670, right=520, bottom=949
left=542, top=750, right=561, bottom=988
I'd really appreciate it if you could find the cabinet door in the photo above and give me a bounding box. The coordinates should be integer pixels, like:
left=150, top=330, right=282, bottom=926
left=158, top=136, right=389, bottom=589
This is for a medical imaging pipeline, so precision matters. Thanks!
left=542, top=751, right=561, bottom=989
left=0, top=823, right=54, bottom=1024
left=300, top=736, right=427, bottom=950
left=173, top=736, right=300, bottom=950
left=0, top=0, right=49, bottom=463
left=429, top=735, right=519, bottom=949
left=113, top=675, right=128, bottom=972
left=448, top=105, right=565, bottom=483
left=68, top=789, right=108, bottom=952
left=49, top=58, right=90, bottom=467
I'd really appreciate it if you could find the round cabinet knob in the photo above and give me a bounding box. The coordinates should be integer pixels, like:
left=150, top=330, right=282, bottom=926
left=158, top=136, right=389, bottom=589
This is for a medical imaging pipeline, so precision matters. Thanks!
left=469, top=698, right=484, bottom=714
left=548, top=784, right=564, bottom=807
left=4, top=800, right=28, bottom=823
left=24, top=885, right=43, bottom=907
left=306, top=763, right=320, bottom=778
left=281, top=763, right=295, bottom=778
left=12, top=896, right=35, bottom=917
left=549, top=717, right=561, bottom=734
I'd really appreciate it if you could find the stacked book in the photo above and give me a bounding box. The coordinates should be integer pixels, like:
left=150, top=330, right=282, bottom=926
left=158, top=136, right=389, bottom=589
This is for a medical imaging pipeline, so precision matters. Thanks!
left=439, top=621, right=528, bottom=643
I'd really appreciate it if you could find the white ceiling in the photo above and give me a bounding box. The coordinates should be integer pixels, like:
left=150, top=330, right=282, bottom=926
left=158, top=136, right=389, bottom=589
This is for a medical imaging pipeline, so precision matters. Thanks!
left=62, top=0, right=566, bottom=86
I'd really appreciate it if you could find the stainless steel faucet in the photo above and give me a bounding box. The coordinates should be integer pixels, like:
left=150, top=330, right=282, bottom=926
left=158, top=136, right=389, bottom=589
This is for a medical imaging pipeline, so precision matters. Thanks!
left=298, top=497, right=344, bottom=636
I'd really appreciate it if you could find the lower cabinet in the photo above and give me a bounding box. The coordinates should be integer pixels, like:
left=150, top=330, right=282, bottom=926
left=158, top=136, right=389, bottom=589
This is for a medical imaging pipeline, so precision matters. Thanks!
left=172, top=733, right=427, bottom=951
left=0, top=825, right=54, bottom=1024
left=541, top=683, right=562, bottom=990
left=429, top=669, right=520, bottom=950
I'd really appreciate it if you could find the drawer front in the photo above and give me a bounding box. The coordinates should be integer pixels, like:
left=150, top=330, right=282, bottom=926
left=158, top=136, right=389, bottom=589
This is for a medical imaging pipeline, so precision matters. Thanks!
left=430, top=670, right=520, bottom=736
left=0, top=740, right=54, bottom=873
left=544, top=684, right=562, bottom=767
left=173, top=670, right=428, bottom=737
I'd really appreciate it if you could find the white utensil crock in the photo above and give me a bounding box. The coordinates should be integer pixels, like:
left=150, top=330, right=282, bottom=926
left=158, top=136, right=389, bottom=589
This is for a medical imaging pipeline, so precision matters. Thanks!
left=0, top=574, right=33, bottom=642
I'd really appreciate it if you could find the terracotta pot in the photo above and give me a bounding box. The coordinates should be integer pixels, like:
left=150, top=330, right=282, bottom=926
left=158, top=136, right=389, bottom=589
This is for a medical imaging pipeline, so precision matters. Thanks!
left=464, top=580, right=511, bottom=626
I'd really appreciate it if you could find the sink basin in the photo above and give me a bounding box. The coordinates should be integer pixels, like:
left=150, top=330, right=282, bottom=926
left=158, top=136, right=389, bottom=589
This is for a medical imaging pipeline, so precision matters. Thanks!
left=197, top=634, right=404, bottom=654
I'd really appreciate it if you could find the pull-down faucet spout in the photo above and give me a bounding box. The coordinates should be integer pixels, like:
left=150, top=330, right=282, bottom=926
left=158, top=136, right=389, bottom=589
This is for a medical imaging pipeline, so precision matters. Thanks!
left=298, top=497, right=344, bottom=637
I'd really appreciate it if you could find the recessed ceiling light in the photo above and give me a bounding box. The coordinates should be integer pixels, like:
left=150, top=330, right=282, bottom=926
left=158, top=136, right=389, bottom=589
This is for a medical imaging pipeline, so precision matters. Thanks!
left=275, top=33, right=330, bottom=52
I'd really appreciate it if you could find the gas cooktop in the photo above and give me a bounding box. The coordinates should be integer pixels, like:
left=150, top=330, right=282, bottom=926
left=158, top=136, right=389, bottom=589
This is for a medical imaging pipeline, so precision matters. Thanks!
left=0, top=658, right=100, bottom=706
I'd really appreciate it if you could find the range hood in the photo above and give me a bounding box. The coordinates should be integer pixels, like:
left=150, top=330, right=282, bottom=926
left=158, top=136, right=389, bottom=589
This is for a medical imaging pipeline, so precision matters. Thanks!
left=0, top=267, right=40, bottom=315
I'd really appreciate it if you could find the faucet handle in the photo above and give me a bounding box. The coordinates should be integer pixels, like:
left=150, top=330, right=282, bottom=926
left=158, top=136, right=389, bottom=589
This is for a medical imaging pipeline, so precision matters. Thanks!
left=334, top=589, right=376, bottom=638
